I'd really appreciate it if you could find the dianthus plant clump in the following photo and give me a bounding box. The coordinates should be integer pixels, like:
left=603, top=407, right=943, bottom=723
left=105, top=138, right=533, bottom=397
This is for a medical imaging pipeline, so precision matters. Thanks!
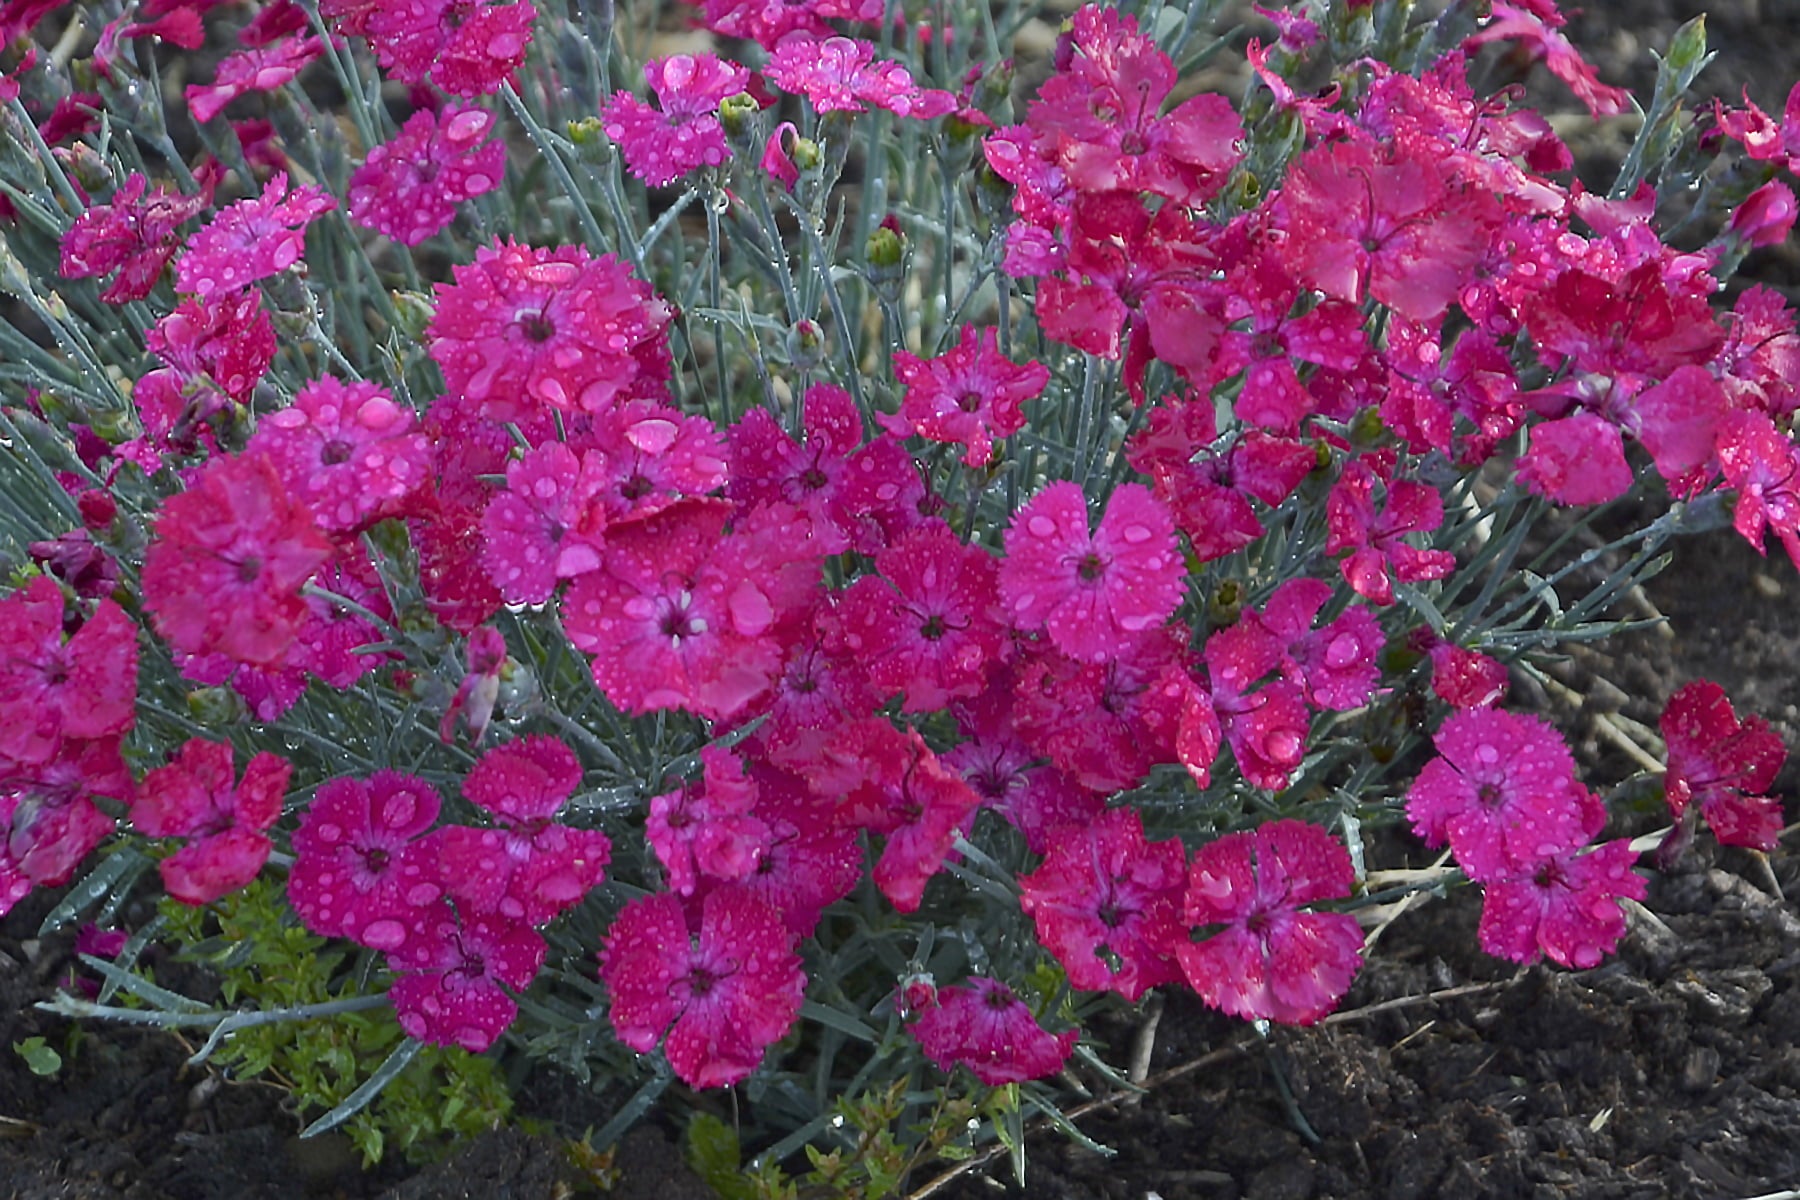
left=0, top=0, right=1793, bottom=1180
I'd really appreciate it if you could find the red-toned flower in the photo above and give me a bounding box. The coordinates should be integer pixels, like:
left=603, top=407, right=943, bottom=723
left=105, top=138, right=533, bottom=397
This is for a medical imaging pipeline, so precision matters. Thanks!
left=60, top=173, right=207, bottom=303
left=701, top=0, right=881, bottom=48
left=1478, top=837, right=1645, bottom=968
left=1203, top=620, right=1309, bottom=791
left=563, top=499, right=816, bottom=721
left=478, top=442, right=609, bottom=604
left=0, top=577, right=137, bottom=768
left=390, top=911, right=545, bottom=1052
left=428, top=239, right=673, bottom=421
left=646, top=746, right=770, bottom=897
left=438, top=736, right=610, bottom=925
left=364, top=0, right=536, bottom=97
left=174, top=171, right=335, bottom=299
left=1518, top=411, right=1634, bottom=507
left=1661, top=681, right=1788, bottom=851
left=1001, top=482, right=1184, bottom=663
left=0, top=737, right=132, bottom=914
left=910, top=976, right=1077, bottom=1085
left=186, top=33, right=324, bottom=123
left=728, top=383, right=863, bottom=555
left=142, top=454, right=334, bottom=666
left=348, top=104, right=507, bottom=245
left=1405, top=708, right=1592, bottom=884
left=602, top=54, right=750, bottom=188
left=836, top=521, right=1004, bottom=712
left=1717, top=409, right=1800, bottom=569
left=1018, top=807, right=1185, bottom=1001
left=946, top=673, right=1107, bottom=854
left=287, top=771, right=445, bottom=950
left=764, top=36, right=955, bottom=119
left=247, top=377, right=431, bottom=533
left=1325, top=453, right=1455, bottom=606
left=600, top=887, right=806, bottom=1088
left=1176, top=819, right=1364, bottom=1025
left=1462, top=1, right=1629, bottom=116
left=132, top=739, right=290, bottom=905
left=883, top=326, right=1048, bottom=467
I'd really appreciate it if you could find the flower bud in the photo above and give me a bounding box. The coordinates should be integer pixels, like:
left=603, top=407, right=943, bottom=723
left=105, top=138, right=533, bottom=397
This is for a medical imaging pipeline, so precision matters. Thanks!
left=786, top=318, right=827, bottom=371
left=719, top=91, right=759, bottom=142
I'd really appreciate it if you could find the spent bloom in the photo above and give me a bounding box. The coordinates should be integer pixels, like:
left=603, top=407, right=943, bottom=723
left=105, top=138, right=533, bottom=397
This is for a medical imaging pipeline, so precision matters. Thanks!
left=347, top=103, right=507, bottom=245
left=602, top=54, right=750, bottom=188
left=59, top=173, right=207, bottom=303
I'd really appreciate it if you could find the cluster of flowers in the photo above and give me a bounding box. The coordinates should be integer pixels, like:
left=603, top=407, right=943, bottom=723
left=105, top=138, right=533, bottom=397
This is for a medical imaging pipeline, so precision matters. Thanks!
left=1, top=0, right=1793, bottom=1099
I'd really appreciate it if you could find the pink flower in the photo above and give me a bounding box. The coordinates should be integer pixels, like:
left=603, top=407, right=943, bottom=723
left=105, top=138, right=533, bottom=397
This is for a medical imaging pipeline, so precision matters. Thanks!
left=0, top=737, right=132, bottom=914
left=1717, top=409, right=1800, bottom=569
left=132, top=739, right=290, bottom=905
left=763, top=37, right=956, bottom=119
left=437, top=736, right=610, bottom=925
left=60, top=173, right=207, bottom=303
left=142, top=454, right=334, bottom=666
left=1405, top=708, right=1592, bottom=884
left=835, top=521, right=1004, bottom=712
left=390, top=911, right=545, bottom=1052
left=428, top=239, right=673, bottom=421
left=287, top=772, right=445, bottom=950
left=440, top=625, right=508, bottom=744
left=728, top=383, right=863, bottom=555
left=1203, top=620, right=1310, bottom=791
left=348, top=104, right=507, bottom=245
left=1000, top=482, right=1184, bottom=663
left=1423, top=639, right=1509, bottom=709
left=1275, top=135, right=1496, bottom=324
left=246, top=377, right=432, bottom=532
left=945, top=675, right=1106, bottom=854
left=0, top=577, right=137, bottom=768
left=853, top=725, right=983, bottom=913
left=1018, top=807, right=1185, bottom=1001
left=1518, top=412, right=1634, bottom=506
left=1257, top=579, right=1383, bottom=712
left=701, top=0, right=882, bottom=48
left=1661, top=681, right=1788, bottom=851
left=478, top=442, right=608, bottom=604
left=175, top=171, right=336, bottom=299
left=562, top=499, right=821, bottom=722
left=600, top=887, right=806, bottom=1088
left=910, top=976, right=1077, bottom=1085
left=1478, top=836, right=1645, bottom=968
left=646, top=746, right=770, bottom=897
left=1325, top=454, right=1455, bottom=606
left=602, top=54, right=750, bottom=188
left=1462, top=1, right=1629, bottom=116
left=1176, top=820, right=1365, bottom=1025
left=365, top=0, right=535, bottom=97
left=1727, top=180, right=1799, bottom=248
left=882, top=326, right=1048, bottom=467
left=186, top=33, right=324, bottom=123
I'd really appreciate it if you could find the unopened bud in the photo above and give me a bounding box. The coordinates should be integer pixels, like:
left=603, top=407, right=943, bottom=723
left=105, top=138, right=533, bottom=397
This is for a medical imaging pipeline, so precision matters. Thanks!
left=566, top=115, right=605, bottom=146
left=787, top=318, right=827, bottom=371
left=719, top=92, right=759, bottom=142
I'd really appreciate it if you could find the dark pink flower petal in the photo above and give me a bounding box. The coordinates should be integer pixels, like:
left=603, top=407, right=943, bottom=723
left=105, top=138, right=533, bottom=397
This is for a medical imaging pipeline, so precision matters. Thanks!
left=910, top=977, right=1077, bottom=1085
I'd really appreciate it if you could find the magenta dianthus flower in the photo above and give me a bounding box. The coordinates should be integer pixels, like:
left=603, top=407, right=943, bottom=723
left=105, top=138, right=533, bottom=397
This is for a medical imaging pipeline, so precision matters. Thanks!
left=141, top=454, right=334, bottom=667
left=60, top=173, right=207, bottom=303
left=287, top=771, right=445, bottom=950
left=175, top=171, right=336, bottom=299
left=1405, top=708, right=1593, bottom=884
left=478, top=441, right=608, bottom=605
left=1000, top=482, right=1185, bottom=663
left=132, top=739, right=290, bottom=905
left=1177, top=819, right=1364, bottom=1025
left=428, top=239, right=673, bottom=421
left=910, top=976, right=1077, bottom=1085
left=602, top=54, right=750, bottom=188
left=364, top=0, right=535, bottom=97
left=246, top=377, right=431, bottom=533
left=646, top=745, right=770, bottom=897
left=1478, top=836, right=1645, bottom=968
left=883, top=326, right=1048, bottom=467
left=348, top=104, right=506, bottom=245
left=764, top=36, right=956, bottom=119
left=1018, top=807, right=1185, bottom=1001
left=186, top=33, right=324, bottom=123
left=0, top=577, right=137, bottom=769
left=1661, top=680, right=1788, bottom=850
left=390, top=911, right=545, bottom=1052
left=601, top=887, right=806, bottom=1088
